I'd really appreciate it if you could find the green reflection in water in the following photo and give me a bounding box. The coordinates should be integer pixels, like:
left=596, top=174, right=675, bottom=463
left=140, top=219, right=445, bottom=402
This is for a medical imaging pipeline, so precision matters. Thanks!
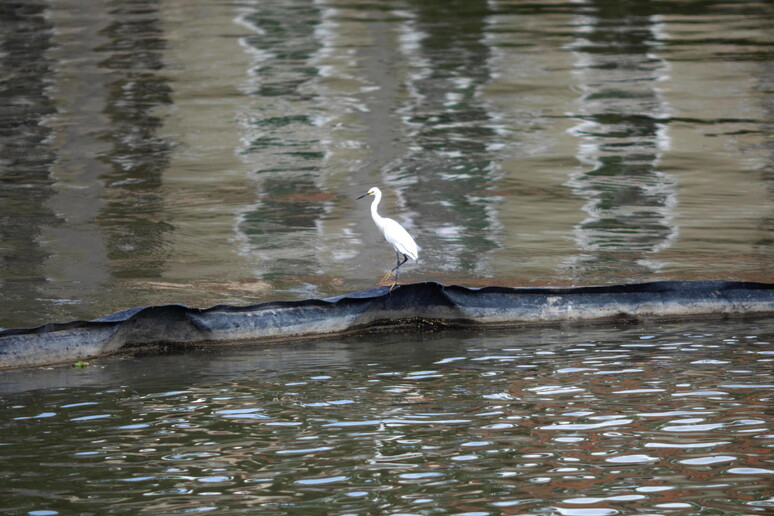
left=0, top=0, right=772, bottom=328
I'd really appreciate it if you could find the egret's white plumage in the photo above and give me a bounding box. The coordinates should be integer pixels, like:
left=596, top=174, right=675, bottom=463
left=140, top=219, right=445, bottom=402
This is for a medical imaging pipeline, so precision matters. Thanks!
left=357, top=187, right=418, bottom=285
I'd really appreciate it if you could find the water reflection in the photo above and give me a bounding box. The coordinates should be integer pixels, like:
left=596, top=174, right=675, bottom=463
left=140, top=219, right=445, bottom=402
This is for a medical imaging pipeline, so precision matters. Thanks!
left=400, top=0, right=503, bottom=274
left=565, top=0, right=677, bottom=279
left=0, top=1, right=60, bottom=324
left=235, top=1, right=331, bottom=289
left=0, top=0, right=772, bottom=328
left=0, top=0, right=175, bottom=327
left=1, top=320, right=772, bottom=513
left=1, top=2, right=772, bottom=513
left=43, top=0, right=113, bottom=317
left=96, top=0, right=174, bottom=278
left=757, top=53, right=774, bottom=263
left=236, top=0, right=506, bottom=287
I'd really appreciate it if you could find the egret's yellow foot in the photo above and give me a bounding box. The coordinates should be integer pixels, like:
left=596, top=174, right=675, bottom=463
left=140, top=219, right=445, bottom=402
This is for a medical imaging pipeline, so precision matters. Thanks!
left=380, top=270, right=394, bottom=283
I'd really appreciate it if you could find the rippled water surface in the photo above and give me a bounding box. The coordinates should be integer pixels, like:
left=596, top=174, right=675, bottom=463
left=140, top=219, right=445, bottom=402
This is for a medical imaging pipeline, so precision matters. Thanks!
left=2, top=0, right=774, bottom=513
left=1, top=320, right=773, bottom=514
left=1, top=0, right=773, bottom=328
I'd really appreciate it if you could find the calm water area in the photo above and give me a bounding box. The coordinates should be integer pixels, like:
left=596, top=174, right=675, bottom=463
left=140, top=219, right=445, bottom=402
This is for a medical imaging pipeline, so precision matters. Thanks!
left=1, top=0, right=774, bottom=513
left=1, top=0, right=773, bottom=329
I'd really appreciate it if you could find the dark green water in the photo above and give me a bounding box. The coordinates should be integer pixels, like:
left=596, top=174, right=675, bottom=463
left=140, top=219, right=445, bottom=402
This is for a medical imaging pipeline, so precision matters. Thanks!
left=2, top=320, right=773, bottom=514
left=1, top=0, right=774, bottom=513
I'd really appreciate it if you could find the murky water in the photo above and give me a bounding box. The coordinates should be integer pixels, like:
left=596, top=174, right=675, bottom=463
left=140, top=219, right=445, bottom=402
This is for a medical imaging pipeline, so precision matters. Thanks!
left=1, top=0, right=773, bottom=329
left=1, top=0, right=774, bottom=512
left=1, top=320, right=773, bottom=514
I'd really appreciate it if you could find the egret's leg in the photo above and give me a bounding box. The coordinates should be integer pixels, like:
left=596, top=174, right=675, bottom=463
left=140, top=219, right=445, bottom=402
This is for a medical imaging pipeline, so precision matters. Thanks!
left=391, top=252, right=408, bottom=273
left=390, top=253, right=408, bottom=287
left=382, top=253, right=398, bottom=285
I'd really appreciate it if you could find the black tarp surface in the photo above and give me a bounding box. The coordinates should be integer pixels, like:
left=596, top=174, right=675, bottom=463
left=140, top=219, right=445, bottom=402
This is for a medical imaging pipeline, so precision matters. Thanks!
left=1, top=281, right=773, bottom=370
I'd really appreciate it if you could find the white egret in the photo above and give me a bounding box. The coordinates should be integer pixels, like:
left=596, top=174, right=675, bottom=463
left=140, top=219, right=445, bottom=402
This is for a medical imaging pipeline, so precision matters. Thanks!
left=357, top=187, right=418, bottom=286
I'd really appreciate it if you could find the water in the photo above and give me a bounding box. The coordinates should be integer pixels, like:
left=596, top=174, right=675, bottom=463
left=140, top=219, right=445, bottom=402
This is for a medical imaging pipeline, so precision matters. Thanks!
left=1, top=320, right=773, bottom=514
left=1, top=0, right=774, bottom=512
left=0, top=0, right=772, bottom=329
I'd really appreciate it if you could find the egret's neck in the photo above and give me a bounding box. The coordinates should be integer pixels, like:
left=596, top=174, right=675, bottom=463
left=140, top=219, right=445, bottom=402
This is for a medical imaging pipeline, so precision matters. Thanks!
left=370, top=191, right=383, bottom=222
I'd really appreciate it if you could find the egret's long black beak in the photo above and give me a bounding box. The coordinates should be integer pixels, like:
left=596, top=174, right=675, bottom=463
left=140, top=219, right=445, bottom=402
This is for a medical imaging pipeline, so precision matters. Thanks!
left=356, top=192, right=369, bottom=200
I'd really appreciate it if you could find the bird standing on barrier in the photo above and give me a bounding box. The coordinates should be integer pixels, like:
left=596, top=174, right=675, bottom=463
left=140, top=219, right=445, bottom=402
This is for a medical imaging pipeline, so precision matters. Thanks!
left=357, top=187, right=418, bottom=287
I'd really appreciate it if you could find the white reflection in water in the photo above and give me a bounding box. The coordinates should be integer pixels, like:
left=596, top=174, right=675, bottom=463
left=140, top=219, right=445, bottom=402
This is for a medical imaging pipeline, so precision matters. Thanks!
left=565, top=2, right=678, bottom=278
left=0, top=321, right=774, bottom=513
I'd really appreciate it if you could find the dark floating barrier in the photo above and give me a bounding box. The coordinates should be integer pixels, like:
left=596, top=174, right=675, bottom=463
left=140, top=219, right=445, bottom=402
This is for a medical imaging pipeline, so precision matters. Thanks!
left=1, top=280, right=773, bottom=370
